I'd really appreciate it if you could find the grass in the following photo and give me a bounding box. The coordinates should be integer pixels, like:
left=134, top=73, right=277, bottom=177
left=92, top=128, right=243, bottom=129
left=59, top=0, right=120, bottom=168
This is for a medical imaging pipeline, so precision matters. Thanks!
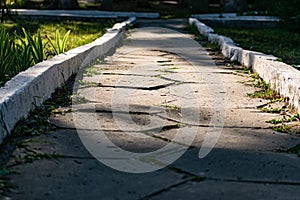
left=0, top=166, right=14, bottom=193
left=272, top=124, right=291, bottom=133
left=213, top=27, right=300, bottom=66
left=246, top=73, right=281, bottom=101
left=259, top=107, right=283, bottom=113
left=0, top=20, right=114, bottom=86
left=266, top=113, right=300, bottom=125
left=2, top=19, right=114, bottom=54
left=24, top=152, right=61, bottom=163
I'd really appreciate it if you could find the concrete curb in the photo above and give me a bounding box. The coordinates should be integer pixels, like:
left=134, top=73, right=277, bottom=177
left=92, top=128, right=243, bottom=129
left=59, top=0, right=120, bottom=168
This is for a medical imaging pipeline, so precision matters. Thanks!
left=0, top=17, right=136, bottom=143
left=191, top=13, right=279, bottom=28
left=189, top=18, right=300, bottom=114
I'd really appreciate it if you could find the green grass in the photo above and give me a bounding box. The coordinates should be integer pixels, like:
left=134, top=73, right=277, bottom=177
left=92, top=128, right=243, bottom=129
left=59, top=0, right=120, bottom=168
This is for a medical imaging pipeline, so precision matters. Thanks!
left=0, top=20, right=114, bottom=86
left=2, top=20, right=114, bottom=54
left=213, top=27, right=300, bottom=65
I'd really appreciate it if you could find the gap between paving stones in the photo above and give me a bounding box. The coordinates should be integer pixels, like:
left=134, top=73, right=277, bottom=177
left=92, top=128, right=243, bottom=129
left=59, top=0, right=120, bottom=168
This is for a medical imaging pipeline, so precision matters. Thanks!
left=189, top=18, right=300, bottom=115
left=0, top=17, right=136, bottom=143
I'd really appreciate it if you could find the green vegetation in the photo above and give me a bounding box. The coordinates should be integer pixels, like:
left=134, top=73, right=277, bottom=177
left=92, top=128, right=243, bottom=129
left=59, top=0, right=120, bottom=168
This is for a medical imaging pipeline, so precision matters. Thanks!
left=246, top=73, right=281, bottom=100
left=11, top=75, right=74, bottom=137
left=213, top=27, right=300, bottom=65
left=280, top=143, right=300, bottom=156
left=259, top=107, right=283, bottom=113
left=0, top=20, right=113, bottom=86
left=46, top=30, right=71, bottom=55
left=0, top=166, right=14, bottom=193
left=24, top=152, right=61, bottom=162
left=266, top=113, right=299, bottom=133
left=266, top=113, right=300, bottom=125
left=272, top=124, right=291, bottom=133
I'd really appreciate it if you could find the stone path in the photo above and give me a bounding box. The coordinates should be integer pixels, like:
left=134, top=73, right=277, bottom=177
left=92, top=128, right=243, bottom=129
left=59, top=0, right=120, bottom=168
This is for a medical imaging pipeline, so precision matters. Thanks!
left=2, top=20, right=300, bottom=199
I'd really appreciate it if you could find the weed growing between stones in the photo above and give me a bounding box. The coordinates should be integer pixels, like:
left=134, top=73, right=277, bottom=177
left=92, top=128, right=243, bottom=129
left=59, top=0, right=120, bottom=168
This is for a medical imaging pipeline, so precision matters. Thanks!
left=271, top=125, right=291, bottom=133
left=0, top=74, right=76, bottom=193
left=246, top=73, right=281, bottom=100
left=279, top=143, right=300, bottom=157
left=24, top=152, right=61, bottom=163
left=0, top=166, right=15, bottom=194
left=266, top=114, right=300, bottom=124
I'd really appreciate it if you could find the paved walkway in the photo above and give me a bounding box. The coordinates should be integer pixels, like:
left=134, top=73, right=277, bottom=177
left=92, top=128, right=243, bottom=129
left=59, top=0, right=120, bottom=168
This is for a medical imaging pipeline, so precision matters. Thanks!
left=3, top=20, right=300, bottom=199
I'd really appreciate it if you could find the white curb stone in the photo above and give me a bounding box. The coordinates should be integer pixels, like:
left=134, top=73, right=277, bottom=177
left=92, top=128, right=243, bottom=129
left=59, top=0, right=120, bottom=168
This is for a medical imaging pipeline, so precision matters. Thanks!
left=0, top=17, right=136, bottom=143
left=189, top=17, right=300, bottom=114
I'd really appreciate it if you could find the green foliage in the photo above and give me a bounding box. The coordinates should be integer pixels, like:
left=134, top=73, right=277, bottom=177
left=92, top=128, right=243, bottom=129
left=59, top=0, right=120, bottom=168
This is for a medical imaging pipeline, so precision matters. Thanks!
left=14, top=36, right=34, bottom=73
left=46, top=30, right=71, bottom=55
left=272, top=124, right=291, bottom=133
left=0, top=27, right=15, bottom=84
left=24, top=153, right=61, bottom=162
left=0, top=166, right=13, bottom=193
left=22, top=28, right=46, bottom=64
left=246, top=74, right=281, bottom=100
left=0, top=20, right=113, bottom=86
left=283, top=143, right=300, bottom=155
left=266, top=113, right=300, bottom=124
left=259, top=107, right=283, bottom=113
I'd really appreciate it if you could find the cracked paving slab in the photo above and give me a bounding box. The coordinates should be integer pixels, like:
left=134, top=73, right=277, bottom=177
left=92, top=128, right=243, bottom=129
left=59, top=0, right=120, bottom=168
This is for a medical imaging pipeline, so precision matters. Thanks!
left=3, top=21, right=300, bottom=199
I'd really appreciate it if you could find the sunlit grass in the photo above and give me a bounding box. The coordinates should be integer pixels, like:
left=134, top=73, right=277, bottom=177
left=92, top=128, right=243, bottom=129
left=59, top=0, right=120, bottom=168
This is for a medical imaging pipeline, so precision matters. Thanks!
left=2, top=20, right=114, bottom=52
left=0, top=20, right=114, bottom=85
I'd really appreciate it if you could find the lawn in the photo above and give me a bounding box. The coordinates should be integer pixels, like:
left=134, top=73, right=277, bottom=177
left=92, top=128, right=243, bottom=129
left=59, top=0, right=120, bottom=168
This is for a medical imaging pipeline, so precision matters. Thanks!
left=213, top=27, right=300, bottom=66
left=3, top=20, right=114, bottom=54
left=0, top=20, right=114, bottom=86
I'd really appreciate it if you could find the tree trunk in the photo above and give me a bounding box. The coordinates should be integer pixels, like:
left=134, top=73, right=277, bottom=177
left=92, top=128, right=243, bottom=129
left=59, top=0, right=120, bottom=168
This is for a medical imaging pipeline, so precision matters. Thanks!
left=101, top=0, right=113, bottom=11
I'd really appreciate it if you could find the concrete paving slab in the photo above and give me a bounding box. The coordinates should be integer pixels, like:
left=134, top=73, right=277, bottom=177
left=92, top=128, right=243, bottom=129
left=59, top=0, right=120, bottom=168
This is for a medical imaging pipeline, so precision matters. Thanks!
left=149, top=180, right=300, bottom=200
left=9, top=159, right=185, bottom=200
left=2, top=19, right=300, bottom=200
left=173, top=148, right=300, bottom=183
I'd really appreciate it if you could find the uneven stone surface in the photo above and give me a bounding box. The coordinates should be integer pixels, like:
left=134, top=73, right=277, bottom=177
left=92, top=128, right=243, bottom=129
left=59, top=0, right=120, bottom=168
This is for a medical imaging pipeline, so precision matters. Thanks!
left=0, top=17, right=136, bottom=143
left=189, top=17, right=300, bottom=114
left=2, top=19, right=300, bottom=199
